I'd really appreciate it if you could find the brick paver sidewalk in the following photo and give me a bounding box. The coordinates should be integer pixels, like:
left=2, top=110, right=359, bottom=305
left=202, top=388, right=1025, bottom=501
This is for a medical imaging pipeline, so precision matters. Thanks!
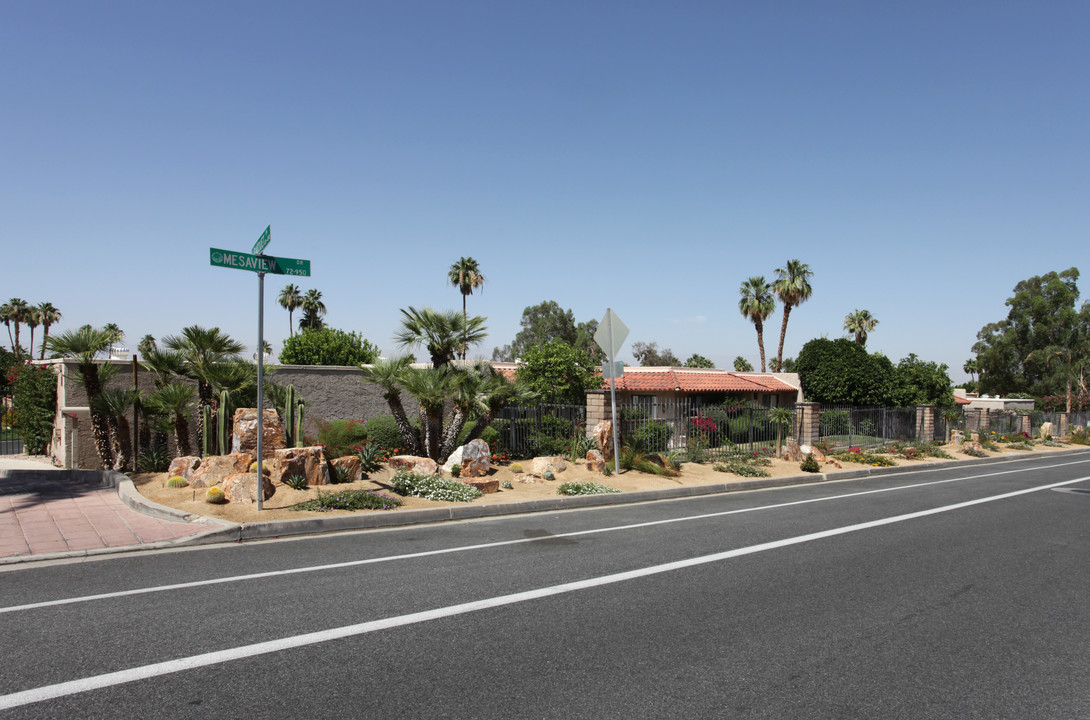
left=1, top=473, right=208, bottom=559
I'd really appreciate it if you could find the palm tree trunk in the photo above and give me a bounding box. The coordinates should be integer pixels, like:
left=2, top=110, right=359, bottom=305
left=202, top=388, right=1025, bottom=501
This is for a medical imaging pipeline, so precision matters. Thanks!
left=40, top=327, right=49, bottom=360
left=383, top=392, right=421, bottom=455
left=461, top=294, right=468, bottom=361
left=13, top=324, right=20, bottom=358
left=174, top=413, right=192, bottom=457
left=81, top=366, right=115, bottom=470
left=775, top=305, right=793, bottom=372
left=113, top=416, right=133, bottom=472
left=755, top=321, right=766, bottom=372
left=439, top=407, right=468, bottom=462
left=463, top=410, right=495, bottom=444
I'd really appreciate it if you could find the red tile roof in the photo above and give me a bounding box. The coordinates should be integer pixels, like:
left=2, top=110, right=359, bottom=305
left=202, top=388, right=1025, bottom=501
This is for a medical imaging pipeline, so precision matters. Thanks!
left=599, top=368, right=796, bottom=394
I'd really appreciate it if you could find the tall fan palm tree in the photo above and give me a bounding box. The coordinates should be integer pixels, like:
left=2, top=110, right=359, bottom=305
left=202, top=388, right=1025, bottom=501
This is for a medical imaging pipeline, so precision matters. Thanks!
left=36, top=302, right=61, bottom=360
left=278, top=284, right=303, bottom=336
left=0, top=301, right=13, bottom=352
left=299, top=289, right=327, bottom=330
left=448, top=257, right=485, bottom=360
left=46, top=326, right=117, bottom=469
left=95, top=388, right=138, bottom=471
left=843, top=309, right=878, bottom=346
left=772, top=259, right=814, bottom=372
left=24, top=306, right=41, bottom=360
left=6, top=298, right=29, bottom=358
left=143, top=382, right=195, bottom=457
left=738, top=276, right=776, bottom=372
left=162, top=326, right=244, bottom=453
left=360, top=356, right=422, bottom=455
left=394, top=306, right=487, bottom=368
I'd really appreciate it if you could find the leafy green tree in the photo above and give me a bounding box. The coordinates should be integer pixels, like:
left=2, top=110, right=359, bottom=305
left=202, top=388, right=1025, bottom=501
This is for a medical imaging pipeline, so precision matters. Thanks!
left=493, top=300, right=604, bottom=362
left=733, top=356, right=754, bottom=372
left=10, top=361, right=56, bottom=454
left=516, top=341, right=601, bottom=403
left=278, top=284, right=303, bottom=336
left=46, top=326, right=117, bottom=468
left=738, top=276, right=776, bottom=371
left=278, top=327, right=379, bottom=366
left=448, top=257, right=485, bottom=360
left=395, top=306, right=487, bottom=368
left=630, top=341, right=680, bottom=367
left=772, top=259, right=814, bottom=372
left=891, top=353, right=955, bottom=407
left=843, top=309, right=878, bottom=346
left=795, top=338, right=895, bottom=406
left=685, top=353, right=715, bottom=369
left=972, top=268, right=1088, bottom=404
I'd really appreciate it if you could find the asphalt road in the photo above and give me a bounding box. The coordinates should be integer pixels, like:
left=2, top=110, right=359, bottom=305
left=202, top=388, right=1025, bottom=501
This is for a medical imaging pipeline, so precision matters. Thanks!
left=2, top=451, right=1088, bottom=718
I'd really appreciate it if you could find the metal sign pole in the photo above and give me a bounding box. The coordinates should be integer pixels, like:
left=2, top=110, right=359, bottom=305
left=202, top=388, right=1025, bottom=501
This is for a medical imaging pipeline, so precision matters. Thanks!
left=256, top=267, right=265, bottom=511
left=607, top=310, right=621, bottom=475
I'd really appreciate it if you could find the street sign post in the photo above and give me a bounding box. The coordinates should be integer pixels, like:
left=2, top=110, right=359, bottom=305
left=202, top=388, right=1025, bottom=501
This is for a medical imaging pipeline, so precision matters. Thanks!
left=209, top=228, right=312, bottom=510
left=594, top=308, right=629, bottom=475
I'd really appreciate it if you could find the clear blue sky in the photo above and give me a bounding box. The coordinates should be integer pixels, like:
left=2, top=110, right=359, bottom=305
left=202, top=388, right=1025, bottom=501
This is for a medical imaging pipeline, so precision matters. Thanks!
left=4, top=2, right=1088, bottom=380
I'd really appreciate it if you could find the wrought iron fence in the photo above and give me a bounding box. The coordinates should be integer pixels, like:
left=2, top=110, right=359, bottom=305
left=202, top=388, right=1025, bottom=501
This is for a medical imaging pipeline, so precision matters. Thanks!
left=1029, top=411, right=1062, bottom=437
left=934, top=407, right=966, bottom=443
left=493, top=403, right=587, bottom=459
left=0, top=428, right=22, bottom=456
left=987, top=411, right=1022, bottom=436
left=818, top=405, right=915, bottom=449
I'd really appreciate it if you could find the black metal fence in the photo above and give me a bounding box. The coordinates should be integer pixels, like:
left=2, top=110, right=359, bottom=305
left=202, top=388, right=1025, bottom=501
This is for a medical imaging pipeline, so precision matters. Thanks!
left=818, top=405, right=916, bottom=450
left=492, top=403, right=587, bottom=458
left=0, top=430, right=22, bottom=456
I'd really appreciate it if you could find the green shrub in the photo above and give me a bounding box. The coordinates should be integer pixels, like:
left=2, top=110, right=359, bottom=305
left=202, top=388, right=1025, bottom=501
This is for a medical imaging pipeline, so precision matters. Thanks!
left=800, top=454, right=820, bottom=473
left=1070, top=428, right=1089, bottom=445
left=714, top=460, right=770, bottom=478
left=138, top=446, right=172, bottom=473
left=278, top=327, right=380, bottom=366
left=283, top=474, right=310, bottom=490
left=356, top=440, right=383, bottom=474
left=364, top=414, right=416, bottom=452
left=317, top=419, right=370, bottom=459
left=836, top=450, right=896, bottom=467
left=451, top=464, right=462, bottom=478
left=291, top=488, right=402, bottom=511
left=557, top=481, right=621, bottom=496
left=962, top=445, right=987, bottom=458
left=389, top=471, right=482, bottom=502
left=10, top=362, right=56, bottom=455
left=629, top=419, right=672, bottom=453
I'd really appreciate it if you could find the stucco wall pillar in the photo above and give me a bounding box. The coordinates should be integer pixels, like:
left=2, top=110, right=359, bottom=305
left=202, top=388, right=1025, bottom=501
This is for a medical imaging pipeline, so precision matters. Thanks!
left=796, top=402, right=820, bottom=446
left=916, top=405, right=934, bottom=443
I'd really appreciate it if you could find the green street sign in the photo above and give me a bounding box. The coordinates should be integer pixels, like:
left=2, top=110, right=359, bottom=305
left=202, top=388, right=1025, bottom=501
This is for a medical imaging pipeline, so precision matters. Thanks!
left=210, top=248, right=311, bottom=276
left=252, top=225, right=271, bottom=255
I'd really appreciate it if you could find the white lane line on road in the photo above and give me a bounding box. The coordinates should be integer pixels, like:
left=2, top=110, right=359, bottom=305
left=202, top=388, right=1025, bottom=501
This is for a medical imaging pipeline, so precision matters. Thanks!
left=2, top=457, right=1088, bottom=616
left=1, top=473, right=1087, bottom=711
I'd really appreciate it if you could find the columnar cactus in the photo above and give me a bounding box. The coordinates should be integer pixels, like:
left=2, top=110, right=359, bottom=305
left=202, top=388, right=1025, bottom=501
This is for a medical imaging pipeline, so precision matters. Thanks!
left=217, top=390, right=230, bottom=456
left=284, top=384, right=297, bottom=446
left=294, top=403, right=305, bottom=448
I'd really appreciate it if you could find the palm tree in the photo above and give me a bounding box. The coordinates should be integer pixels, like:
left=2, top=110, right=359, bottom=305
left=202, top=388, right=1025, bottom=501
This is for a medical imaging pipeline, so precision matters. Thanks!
left=360, top=357, right=422, bottom=455
left=162, top=326, right=244, bottom=453
left=95, top=388, right=138, bottom=471
left=738, top=277, right=776, bottom=372
left=103, top=323, right=124, bottom=345
left=0, top=301, right=13, bottom=352
left=137, top=334, right=157, bottom=357
left=46, top=326, right=117, bottom=469
left=963, top=358, right=979, bottom=383
left=7, top=298, right=29, bottom=358
left=843, top=309, right=878, bottom=346
left=143, top=382, right=195, bottom=457
left=36, top=302, right=61, bottom=360
left=772, top=259, right=814, bottom=372
left=398, top=366, right=456, bottom=461
left=299, top=289, right=327, bottom=331
left=394, top=306, right=488, bottom=368
left=278, top=284, right=303, bottom=336
left=25, top=306, right=41, bottom=360
left=448, top=257, right=485, bottom=360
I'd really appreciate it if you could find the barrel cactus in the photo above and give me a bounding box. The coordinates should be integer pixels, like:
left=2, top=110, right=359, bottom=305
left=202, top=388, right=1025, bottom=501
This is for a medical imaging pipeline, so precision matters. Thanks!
left=205, top=486, right=226, bottom=504
left=166, top=476, right=187, bottom=488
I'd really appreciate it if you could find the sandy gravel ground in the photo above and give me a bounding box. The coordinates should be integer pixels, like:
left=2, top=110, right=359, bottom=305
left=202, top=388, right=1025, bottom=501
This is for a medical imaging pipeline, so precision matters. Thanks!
left=129, top=441, right=1077, bottom=524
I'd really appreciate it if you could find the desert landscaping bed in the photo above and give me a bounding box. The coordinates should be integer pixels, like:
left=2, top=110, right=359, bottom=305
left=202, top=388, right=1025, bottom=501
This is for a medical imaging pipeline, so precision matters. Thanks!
left=130, top=441, right=1079, bottom=525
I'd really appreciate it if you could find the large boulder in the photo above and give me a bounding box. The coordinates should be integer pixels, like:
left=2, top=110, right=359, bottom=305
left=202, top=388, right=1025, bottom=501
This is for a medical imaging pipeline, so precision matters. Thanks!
left=585, top=449, right=606, bottom=472
left=232, top=409, right=285, bottom=459
left=167, top=456, right=201, bottom=482
left=782, top=439, right=801, bottom=462
left=1039, top=422, right=1054, bottom=440
left=459, top=439, right=491, bottom=478
left=274, top=446, right=330, bottom=487
left=389, top=455, right=440, bottom=476
left=330, top=455, right=362, bottom=484
left=463, top=478, right=500, bottom=494
left=190, top=453, right=253, bottom=488
left=532, top=456, right=567, bottom=476
left=221, top=473, right=275, bottom=504
left=593, top=421, right=614, bottom=461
